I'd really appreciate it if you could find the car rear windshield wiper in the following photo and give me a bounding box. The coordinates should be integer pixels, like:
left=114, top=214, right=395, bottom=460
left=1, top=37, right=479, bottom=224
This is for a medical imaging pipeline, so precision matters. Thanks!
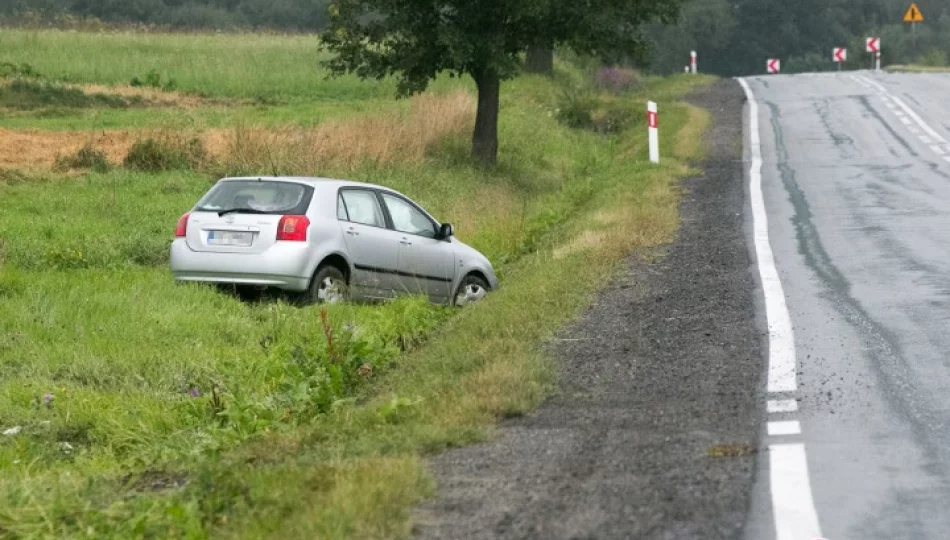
left=212, top=208, right=275, bottom=217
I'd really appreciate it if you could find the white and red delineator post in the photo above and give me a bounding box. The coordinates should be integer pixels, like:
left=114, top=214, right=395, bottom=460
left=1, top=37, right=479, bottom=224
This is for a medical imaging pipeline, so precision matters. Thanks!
left=647, top=101, right=659, bottom=164
left=767, top=59, right=781, bottom=74
left=690, top=50, right=697, bottom=74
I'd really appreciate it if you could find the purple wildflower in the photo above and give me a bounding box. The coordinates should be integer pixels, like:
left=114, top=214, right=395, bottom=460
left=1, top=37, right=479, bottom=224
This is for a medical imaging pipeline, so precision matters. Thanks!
left=189, top=387, right=201, bottom=398
left=43, top=393, right=54, bottom=406
left=595, top=67, right=637, bottom=93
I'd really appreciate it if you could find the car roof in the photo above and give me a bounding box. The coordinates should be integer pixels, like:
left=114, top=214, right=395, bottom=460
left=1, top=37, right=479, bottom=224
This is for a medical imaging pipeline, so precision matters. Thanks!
left=219, top=176, right=395, bottom=194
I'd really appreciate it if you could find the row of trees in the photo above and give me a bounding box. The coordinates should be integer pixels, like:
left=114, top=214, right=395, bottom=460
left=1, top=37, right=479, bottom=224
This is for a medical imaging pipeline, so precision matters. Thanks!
left=0, top=0, right=330, bottom=30
left=643, top=0, right=950, bottom=75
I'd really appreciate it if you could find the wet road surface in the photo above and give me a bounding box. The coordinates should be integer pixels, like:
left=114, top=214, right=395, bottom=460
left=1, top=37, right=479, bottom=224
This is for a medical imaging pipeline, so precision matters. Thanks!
left=742, top=71, right=950, bottom=540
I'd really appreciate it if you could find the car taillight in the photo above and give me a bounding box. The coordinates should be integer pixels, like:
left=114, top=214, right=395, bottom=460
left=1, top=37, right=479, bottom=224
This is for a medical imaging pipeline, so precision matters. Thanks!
left=277, top=215, right=310, bottom=241
left=175, top=213, right=190, bottom=237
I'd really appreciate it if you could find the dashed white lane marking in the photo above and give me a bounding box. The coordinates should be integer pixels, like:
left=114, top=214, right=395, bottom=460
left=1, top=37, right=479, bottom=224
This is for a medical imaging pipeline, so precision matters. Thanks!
left=768, top=421, right=803, bottom=436
left=852, top=73, right=950, bottom=162
left=769, top=444, right=824, bottom=540
left=856, top=74, right=948, bottom=143
left=739, top=77, right=822, bottom=540
left=767, top=399, right=799, bottom=413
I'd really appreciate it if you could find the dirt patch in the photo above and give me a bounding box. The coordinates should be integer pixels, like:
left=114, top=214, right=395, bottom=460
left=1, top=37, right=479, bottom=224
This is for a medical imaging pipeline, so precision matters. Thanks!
left=122, top=470, right=189, bottom=493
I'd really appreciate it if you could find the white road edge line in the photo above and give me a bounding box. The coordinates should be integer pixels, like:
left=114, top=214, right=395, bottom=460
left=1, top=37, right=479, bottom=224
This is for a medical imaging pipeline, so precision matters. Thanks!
left=769, top=443, right=823, bottom=540
left=767, top=399, right=799, bottom=413
left=768, top=420, right=802, bottom=436
left=737, top=78, right=797, bottom=394
left=739, top=78, right=823, bottom=540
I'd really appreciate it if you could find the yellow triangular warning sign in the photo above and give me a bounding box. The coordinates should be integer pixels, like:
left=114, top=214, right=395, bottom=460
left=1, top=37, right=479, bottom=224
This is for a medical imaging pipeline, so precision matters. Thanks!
left=904, top=3, right=924, bottom=23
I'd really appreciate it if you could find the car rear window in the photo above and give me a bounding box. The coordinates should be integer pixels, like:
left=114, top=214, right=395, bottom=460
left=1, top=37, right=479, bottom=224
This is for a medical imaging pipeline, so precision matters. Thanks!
left=194, top=180, right=314, bottom=215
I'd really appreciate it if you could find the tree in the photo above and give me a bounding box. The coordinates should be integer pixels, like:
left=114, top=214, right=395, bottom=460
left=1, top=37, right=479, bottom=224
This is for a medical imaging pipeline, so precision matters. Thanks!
left=525, top=44, right=554, bottom=76
left=322, top=0, right=680, bottom=165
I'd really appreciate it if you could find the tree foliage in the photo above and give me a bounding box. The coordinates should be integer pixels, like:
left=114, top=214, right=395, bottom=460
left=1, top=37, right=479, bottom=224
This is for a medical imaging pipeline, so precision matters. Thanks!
left=0, top=0, right=330, bottom=30
left=322, top=0, right=679, bottom=164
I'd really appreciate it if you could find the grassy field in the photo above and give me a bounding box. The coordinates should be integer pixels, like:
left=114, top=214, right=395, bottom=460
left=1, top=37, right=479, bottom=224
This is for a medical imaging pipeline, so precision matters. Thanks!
left=0, top=29, right=713, bottom=538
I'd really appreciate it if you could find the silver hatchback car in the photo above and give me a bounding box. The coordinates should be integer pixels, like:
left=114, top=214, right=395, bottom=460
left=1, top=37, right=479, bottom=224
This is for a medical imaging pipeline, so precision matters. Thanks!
left=170, top=177, right=498, bottom=305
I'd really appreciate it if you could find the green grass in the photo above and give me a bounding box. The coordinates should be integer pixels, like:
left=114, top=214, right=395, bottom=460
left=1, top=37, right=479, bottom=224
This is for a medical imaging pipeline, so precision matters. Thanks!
left=0, top=30, right=463, bottom=102
left=0, top=28, right=714, bottom=537
left=0, top=98, right=400, bottom=131
left=885, top=64, right=950, bottom=73
left=0, top=30, right=468, bottom=131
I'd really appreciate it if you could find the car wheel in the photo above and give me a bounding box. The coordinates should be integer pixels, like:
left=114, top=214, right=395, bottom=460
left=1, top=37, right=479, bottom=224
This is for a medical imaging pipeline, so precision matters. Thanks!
left=307, top=265, right=349, bottom=305
left=454, top=274, right=489, bottom=306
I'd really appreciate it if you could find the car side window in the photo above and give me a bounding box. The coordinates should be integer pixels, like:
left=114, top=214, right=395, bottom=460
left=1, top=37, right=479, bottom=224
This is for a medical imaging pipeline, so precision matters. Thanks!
left=382, top=194, right=437, bottom=238
left=339, top=189, right=385, bottom=228
left=337, top=194, right=349, bottom=221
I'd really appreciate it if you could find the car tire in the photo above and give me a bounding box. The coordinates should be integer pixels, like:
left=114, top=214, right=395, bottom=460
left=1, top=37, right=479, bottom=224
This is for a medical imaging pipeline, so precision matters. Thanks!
left=453, top=274, right=490, bottom=306
left=306, top=265, right=349, bottom=305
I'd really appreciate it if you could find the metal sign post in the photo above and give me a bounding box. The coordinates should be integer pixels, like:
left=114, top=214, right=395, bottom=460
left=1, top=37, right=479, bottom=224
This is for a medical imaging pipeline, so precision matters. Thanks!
left=904, top=3, right=924, bottom=51
left=833, top=48, right=847, bottom=70
left=866, top=37, right=881, bottom=71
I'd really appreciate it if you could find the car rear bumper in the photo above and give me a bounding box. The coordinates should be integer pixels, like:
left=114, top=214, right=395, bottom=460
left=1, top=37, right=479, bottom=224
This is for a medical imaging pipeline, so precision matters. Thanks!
left=170, top=239, right=313, bottom=291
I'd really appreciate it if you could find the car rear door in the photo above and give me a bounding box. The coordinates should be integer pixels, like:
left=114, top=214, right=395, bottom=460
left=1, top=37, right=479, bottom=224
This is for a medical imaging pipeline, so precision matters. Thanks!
left=380, top=192, right=456, bottom=301
left=337, top=188, right=401, bottom=298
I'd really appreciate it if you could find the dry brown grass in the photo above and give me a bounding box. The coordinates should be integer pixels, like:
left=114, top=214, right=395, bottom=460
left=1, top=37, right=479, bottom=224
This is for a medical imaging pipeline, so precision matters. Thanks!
left=0, top=91, right=474, bottom=173
left=217, top=91, right=474, bottom=175
left=0, top=128, right=137, bottom=171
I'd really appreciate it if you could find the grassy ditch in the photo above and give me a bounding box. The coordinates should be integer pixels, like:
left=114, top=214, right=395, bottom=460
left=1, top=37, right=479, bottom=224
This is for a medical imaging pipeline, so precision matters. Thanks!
left=0, top=31, right=714, bottom=538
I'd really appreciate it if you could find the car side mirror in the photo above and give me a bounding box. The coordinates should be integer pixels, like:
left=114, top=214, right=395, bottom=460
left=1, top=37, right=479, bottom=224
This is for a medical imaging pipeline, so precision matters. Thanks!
left=438, top=223, right=454, bottom=240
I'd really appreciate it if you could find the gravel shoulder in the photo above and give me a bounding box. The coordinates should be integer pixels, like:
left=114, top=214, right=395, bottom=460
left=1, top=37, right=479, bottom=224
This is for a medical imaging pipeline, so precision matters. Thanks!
left=414, top=80, right=763, bottom=540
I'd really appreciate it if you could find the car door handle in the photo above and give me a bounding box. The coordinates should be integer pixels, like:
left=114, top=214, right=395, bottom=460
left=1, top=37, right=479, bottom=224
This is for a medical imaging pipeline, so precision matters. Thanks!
left=346, top=228, right=359, bottom=236
left=400, top=238, right=412, bottom=246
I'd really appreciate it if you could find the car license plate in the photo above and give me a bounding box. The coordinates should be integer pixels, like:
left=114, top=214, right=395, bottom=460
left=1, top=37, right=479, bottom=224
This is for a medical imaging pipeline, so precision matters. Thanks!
left=208, top=230, right=254, bottom=247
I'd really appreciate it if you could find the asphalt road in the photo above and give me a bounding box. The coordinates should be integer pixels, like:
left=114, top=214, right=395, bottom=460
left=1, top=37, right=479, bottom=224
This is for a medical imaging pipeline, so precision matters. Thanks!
left=415, top=81, right=764, bottom=539
left=742, top=71, right=950, bottom=540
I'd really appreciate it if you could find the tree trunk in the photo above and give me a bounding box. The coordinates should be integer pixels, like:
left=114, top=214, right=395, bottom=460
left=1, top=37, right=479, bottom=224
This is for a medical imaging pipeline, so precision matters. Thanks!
left=472, top=68, right=500, bottom=165
left=525, top=44, right=554, bottom=75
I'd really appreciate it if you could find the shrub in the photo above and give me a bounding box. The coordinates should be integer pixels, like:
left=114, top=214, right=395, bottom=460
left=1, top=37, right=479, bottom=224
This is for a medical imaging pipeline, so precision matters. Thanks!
left=0, top=79, right=131, bottom=110
left=0, top=62, right=40, bottom=78
left=555, top=89, right=597, bottom=130
left=124, top=137, right=207, bottom=171
left=592, top=101, right=640, bottom=134
left=130, top=69, right=177, bottom=91
left=919, top=49, right=949, bottom=68
left=54, top=144, right=111, bottom=172
left=594, top=67, right=640, bottom=93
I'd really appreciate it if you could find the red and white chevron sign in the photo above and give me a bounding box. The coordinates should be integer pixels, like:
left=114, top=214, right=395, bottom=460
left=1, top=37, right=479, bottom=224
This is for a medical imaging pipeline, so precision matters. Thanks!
left=866, top=37, right=880, bottom=53
left=833, top=47, right=847, bottom=63
left=767, top=58, right=781, bottom=74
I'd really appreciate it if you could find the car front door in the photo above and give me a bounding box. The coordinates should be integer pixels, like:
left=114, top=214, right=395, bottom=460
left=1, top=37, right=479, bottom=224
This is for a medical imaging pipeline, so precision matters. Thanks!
left=380, top=193, right=456, bottom=301
left=337, top=189, right=401, bottom=298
